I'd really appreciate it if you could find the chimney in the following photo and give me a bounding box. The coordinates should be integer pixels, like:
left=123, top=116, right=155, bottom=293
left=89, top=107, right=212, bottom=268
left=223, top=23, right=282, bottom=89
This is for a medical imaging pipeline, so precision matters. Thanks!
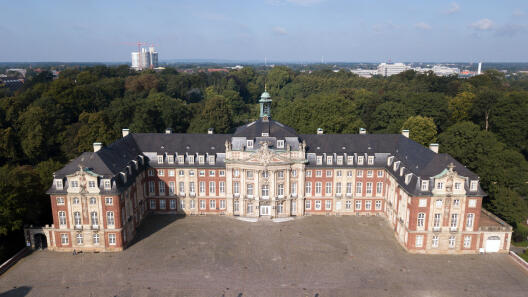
left=401, top=129, right=409, bottom=138
left=122, top=128, right=130, bottom=137
left=93, top=142, right=103, bottom=152
left=429, top=143, right=439, bottom=153
left=359, top=128, right=367, bottom=134
left=317, top=128, right=323, bottom=135
left=165, top=128, right=173, bottom=134
left=208, top=128, right=214, bottom=135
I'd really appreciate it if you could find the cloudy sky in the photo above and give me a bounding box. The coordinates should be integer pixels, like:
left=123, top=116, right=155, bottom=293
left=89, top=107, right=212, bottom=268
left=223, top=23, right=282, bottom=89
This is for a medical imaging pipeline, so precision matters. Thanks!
left=1, top=0, right=527, bottom=62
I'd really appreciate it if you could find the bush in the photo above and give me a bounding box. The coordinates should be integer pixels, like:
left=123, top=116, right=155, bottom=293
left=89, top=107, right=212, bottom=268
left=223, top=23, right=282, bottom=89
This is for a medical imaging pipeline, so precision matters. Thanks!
left=513, top=223, right=528, bottom=243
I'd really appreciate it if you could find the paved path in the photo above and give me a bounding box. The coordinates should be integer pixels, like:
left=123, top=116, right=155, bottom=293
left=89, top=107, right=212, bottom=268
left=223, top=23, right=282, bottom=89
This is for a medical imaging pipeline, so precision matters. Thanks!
left=1, top=215, right=528, bottom=296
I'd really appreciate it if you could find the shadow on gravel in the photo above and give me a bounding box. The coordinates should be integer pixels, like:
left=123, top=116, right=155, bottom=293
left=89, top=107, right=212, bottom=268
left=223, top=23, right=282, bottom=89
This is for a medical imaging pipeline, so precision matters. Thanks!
left=126, top=214, right=186, bottom=249
left=0, top=286, right=32, bottom=297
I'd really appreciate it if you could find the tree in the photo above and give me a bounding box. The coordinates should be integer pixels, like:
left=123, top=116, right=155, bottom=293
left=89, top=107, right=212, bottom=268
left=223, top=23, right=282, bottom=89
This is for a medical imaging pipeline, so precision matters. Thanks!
left=489, top=91, right=528, bottom=154
left=370, top=102, right=410, bottom=133
left=188, top=94, right=233, bottom=133
left=401, top=116, right=437, bottom=146
left=448, top=91, right=475, bottom=123
left=17, top=106, right=56, bottom=162
left=488, top=186, right=528, bottom=225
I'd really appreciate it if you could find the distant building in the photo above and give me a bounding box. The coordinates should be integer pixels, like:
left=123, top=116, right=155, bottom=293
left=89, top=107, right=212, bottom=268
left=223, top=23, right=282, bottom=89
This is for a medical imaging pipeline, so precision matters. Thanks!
left=377, top=62, right=410, bottom=76
left=414, top=65, right=460, bottom=76
left=131, top=47, right=159, bottom=70
left=350, top=69, right=378, bottom=78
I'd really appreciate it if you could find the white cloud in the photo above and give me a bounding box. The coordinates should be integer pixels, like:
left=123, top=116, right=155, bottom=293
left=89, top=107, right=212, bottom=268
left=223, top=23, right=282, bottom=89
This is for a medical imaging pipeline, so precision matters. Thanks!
left=470, top=19, right=494, bottom=31
left=446, top=2, right=460, bottom=14
left=513, top=9, right=525, bottom=17
left=273, top=26, right=288, bottom=35
left=414, top=22, right=431, bottom=30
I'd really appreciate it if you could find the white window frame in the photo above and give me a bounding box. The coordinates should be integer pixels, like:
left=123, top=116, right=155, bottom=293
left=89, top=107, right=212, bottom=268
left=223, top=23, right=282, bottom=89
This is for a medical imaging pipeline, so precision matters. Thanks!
left=367, top=156, right=374, bottom=165
left=415, top=235, right=423, bottom=248
left=61, top=233, right=68, bottom=244
left=109, top=233, right=116, bottom=245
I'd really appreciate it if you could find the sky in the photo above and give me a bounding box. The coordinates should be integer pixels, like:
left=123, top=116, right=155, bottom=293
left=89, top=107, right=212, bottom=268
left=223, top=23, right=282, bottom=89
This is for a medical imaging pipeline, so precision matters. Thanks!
left=1, top=0, right=527, bottom=62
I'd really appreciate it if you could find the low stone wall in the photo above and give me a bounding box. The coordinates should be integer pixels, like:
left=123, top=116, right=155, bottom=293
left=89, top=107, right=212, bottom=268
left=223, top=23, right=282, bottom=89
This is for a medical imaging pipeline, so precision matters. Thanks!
left=509, top=251, right=528, bottom=271
left=0, top=247, right=30, bottom=275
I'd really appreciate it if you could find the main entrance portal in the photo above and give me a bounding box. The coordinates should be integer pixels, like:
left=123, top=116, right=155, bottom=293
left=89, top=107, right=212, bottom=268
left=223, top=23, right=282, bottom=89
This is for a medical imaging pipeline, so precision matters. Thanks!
left=260, top=205, right=271, bottom=216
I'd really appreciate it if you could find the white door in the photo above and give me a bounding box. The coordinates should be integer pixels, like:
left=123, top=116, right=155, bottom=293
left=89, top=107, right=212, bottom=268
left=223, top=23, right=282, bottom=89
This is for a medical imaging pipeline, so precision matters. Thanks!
left=260, top=206, right=270, bottom=216
left=291, top=200, right=296, bottom=215
left=485, top=236, right=501, bottom=253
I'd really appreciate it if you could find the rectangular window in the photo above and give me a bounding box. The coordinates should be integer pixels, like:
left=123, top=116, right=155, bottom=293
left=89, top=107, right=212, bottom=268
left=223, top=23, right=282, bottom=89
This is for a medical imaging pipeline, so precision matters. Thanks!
left=453, top=199, right=460, bottom=207
left=417, top=213, right=425, bottom=227
left=367, top=170, right=373, bottom=178
left=56, top=197, right=65, bottom=205
left=190, top=199, right=196, bottom=209
left=325, top=182, right=332, bottom=196
left=199, top=199, right=206, bottom=210
left=366, top=182, right=372, bottom=195
left=326, top=156, right=333, bottom=165
left=326, top=170, right=332, bottom=177
left=61, top=233, right=68, bottom=244
left=219, top=170, right=225, bottom=177
left=208, top=156, right=215, bottom=165
left=376, top=182, right=383, bottom=195
left=355, top=200, right=361, bottom=210
left=170, top=199, right=177, bottom=210
left=432, top=235, right=439, bottom=248
left=421, top=181, right=429, bottom=191
left=55, top=179, right=63, bottom=189
left=234, top=200, right=239, bottom=212
left=209, top=170, right=215, bottom=177
left=291, top=182, right=297, bottom=195
left=464, top=236, right=472, bottom=248
left=189, top=182, right=195, bottom=194
left=247, top=170, right=253, bottom=178
left=316, top=155, right=323, bottom=165
left=346, top=200, right=352, bottom=209
left=73, top=197, right=80, bottom=204
left=247, top=140, right=254, bottom=148
left=209, top=182, right=216, bottom=195
left=306, top=170, right=312, bottom=177
left=149, top=200, right=156, bottom=210
left=177, top=156, right=184, bottom=164
left=159, top=199, right=166, bottom=209
left=188, top=156, right=195, bottom=164
left=315, top=200, right=322, bottom=210
left=104, top=180, right=111, bottom=189
left=220, top=199, right=226, bottom=209
left=377, top=170, right=384, bottom=178
left=365, top=200, right=372, bottom=210
left=315, top=182, right=322, bottom=195
left=209, top=199, right=216, bottom=209
left=305, top=182, right=312, bottom=196
left=468, top=199, right=477, bottom=208
left=316, top=170, right=322, bottom=177
left=88, top=181, right=95, bottom=188
left=435, top=199, right=442, bottom=208
left=367, top=156, right=374, bottom=165
left=107, top=211, right=115, bottom=225
left=277, top=183, right=284, bottom=196
left=357, top=156, right=364, bottom=165
left=415, top=235, right=424, bottom=248
left=168, top=170, right=175, bottom=177
left=169, top=182, right=175, bottom=195
left=219, top=182, right=225, bottom=194
left=466, top=213, right=475, bottom=228
left=375, top=200, right=382, bottom=210
left=337, top=156, right=343, bottom=165
left=58, top=211, right=66, bottom=226
left=233, top=182, right=240, bottom=194
left=71, top=181, right=79, bottom=188
left=325, top=200, right=332, bottom=210
left=449, top=235, right=456, bottom=248
left=291, top=169, right=297, bottom=177
left=470, top=180, right=478, bottom=191
left=261, top=185, right=269, bottom=197
left=179, top=182, right=185, bottom=194
left=356, top=182, right=362, bottom=195
left=454, top=182, right=461, bottom=190
left=305, top=200, right=311, bottom=210
left=419, top=199, right=427, bottom=207
left=437, top=182, right=444, bottom=189
left=199, top=170, right=205, bottom=177
left=276, top=140, right=284, bottom=148
left=76, top=233, right=83, bottom=245
left=159, top=181, right=166, bottom=195
left=158, top=169, right=164, bottom=177
left=336, top=170, right=342, bottom=177
left=149, top=181, right=155, bottom=194
left=336, top=182, right=342, bottom=194
left=357, top=170, right=363, bottom=178
left=347, top=170, right=353, bottom=177
left=109, top=234, right=116, bottom=245
left=347, top=156, right=354, bottom=165
left=189, top=170, right=195, bottom=177
left=105, top=197, right=113, bottom=205
left=433, top=213, right=441, bottom=228
left=168, top=155, right=174, bottom=164
left=74, top=211, right=81, bottom=226
left=346, top=182, right=353, bottom=195
left=198, top=156, right=204, bottom=164
left=93, top=233, right=100, bottom=245
left=157, top=155, right=164, bottom=164
left=450, top=214, right=458, bottom=228
left=199, top=181, right=205, bottom=193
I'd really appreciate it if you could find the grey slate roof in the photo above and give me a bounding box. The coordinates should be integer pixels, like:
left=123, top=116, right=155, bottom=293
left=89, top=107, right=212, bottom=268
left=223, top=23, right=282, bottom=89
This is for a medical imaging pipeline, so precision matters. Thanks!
left=50, top=120, right=485, bottom=197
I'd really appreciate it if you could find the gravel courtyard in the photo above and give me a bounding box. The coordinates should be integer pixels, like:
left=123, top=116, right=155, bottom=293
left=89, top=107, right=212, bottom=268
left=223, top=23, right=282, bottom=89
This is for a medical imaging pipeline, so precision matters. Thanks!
left=1, top=215, right=527, bottom=297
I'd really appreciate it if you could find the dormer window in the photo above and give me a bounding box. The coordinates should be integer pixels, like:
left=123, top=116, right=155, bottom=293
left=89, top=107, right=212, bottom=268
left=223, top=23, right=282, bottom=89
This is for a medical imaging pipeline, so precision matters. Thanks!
left=357, top=156, right=364, bottom=165
left=277, top=140, right=284, bottom=148
left=55, top=179, right=63, bottom=190
left=247, top=140, right=254, bottom=149
left=470, top=180, right=478, bottom=191
left=208, top=156, right=215, bottom=165
left=337, top=156, right=343, bottom=165
left=326, top=156, right=333, bottom=165
left=188, top=155, right=194, bottom=164
left=405, top=173, right=412, bottom=184
left=393, top=161, right=400, bottom=171
left=316, top=156, right=323, bottom=165
left=387, top=156, right=394, bottom=166
left=177, top=155, right=184, bottom=164
left=198, top=156, right=205, bottom=164
left=103, top=179, right=111, bottom=190
left=262, top=132, right=269, bottom=137
left=400, top=167, right=405, bottom=176
left=167, top=155, right=174, bottom=164
left=157, top=155, right=163, bottom=164
left=347, top=156, right=354, bottom=165
left=368, top=156, right=374, bottom=165
left=421, top=180, right=429, bottom=191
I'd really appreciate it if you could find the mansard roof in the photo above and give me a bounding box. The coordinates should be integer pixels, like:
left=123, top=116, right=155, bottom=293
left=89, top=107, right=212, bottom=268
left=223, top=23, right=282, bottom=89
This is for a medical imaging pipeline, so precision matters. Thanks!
left=131, top=133, right=230, bottom=154
left=233, top=119, right=299, bottom=138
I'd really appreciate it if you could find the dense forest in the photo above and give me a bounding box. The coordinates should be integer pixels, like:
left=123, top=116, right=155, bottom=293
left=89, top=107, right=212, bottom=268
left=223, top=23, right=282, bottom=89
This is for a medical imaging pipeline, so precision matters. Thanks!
left=1, top=65, right=528, bottom=261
